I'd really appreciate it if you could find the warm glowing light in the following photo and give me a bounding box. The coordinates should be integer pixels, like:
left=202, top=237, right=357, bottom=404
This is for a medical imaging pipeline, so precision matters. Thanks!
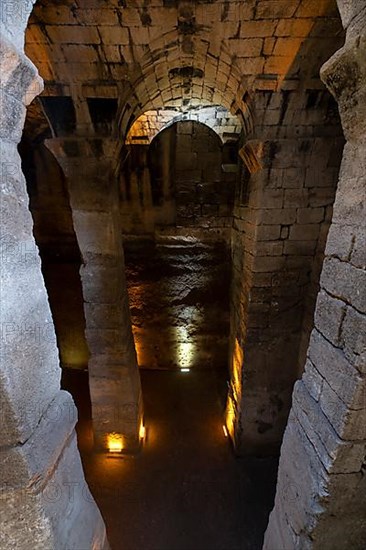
left=139, top=422, right=146, bottom=440
left=107, top=433, right=123, bottom=453
left=225, top=338, right=243, bottom=440
left=175, top=324, right=197, bottom=370
left=223, top=425, right=228, bottom=438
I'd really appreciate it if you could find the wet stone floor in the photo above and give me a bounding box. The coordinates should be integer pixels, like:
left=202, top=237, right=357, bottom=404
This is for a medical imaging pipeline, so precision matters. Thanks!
left=63, top=237, right=278, bottom=550
left=124, top=237, right=231, bottom=371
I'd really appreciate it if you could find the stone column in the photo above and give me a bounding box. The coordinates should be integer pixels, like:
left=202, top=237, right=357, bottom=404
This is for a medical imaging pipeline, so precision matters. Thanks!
left=263, top=4, right=366, bottom=548
left=46, top=137, right=143, bottom=453
left=226, top=83, right=343, bottom=456
left=0, top=4, right=108, bottom=549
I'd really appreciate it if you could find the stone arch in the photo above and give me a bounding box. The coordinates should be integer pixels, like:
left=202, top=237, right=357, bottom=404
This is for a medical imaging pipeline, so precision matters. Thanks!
left=125, top=105, right=242, bottom=145
left=119, top=118, right=238, bottom=237
left=117, top=35, right=253, bottom=144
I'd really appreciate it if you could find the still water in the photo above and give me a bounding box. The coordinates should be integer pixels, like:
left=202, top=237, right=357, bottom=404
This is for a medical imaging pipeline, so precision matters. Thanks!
left=124, top=237, right=231, bottom=372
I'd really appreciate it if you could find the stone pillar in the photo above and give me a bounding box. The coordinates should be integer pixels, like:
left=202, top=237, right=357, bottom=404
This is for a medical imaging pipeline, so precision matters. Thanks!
left=46, top=137, right=143, bottom=453
left=0, top=4, right=108, bottom=549
left=226, top=84, right=343, bottom=455
left=264, top=4, right=366, bottom=548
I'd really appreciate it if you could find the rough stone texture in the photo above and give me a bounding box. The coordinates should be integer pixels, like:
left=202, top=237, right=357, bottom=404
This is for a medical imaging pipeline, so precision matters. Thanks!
left=6, top=0, right=364, bottom=544
left=227, top=84, right=344, bottom=455
left=46, top=137, right=143, bottom=452
left=25, top=0, right=342, bottom=139
left=126, top=106, right=242, bottom=144
left=264, top=2, right=366, bottom=547
left=0, top=4, right=109, bottom=548
left=23, top=0, right=347, bottom=459
left=121, top=120, right=237, bottom=238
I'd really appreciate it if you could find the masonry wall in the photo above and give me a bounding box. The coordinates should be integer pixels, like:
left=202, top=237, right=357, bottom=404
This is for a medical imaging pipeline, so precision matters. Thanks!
left=120, top=121, right=237, bottom=239
left=227, top=87, right=344, bottom=454
left=264, top=1, right=366, bottom=544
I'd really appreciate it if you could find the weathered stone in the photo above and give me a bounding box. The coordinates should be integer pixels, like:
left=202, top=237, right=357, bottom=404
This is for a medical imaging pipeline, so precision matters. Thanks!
left=265, top=17, right=366, bottom=547
left=1, top=19, right=109, bottom=549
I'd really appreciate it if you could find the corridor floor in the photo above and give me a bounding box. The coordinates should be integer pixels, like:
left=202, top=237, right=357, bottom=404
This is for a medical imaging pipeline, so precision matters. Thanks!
left=63, top=238, right=278, bottom=549
left=67, top=368, right=278, bottom=550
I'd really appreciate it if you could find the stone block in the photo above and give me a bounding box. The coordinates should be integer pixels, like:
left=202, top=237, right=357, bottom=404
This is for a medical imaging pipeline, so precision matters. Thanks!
left=341, top=306, right=366, bottom=359
left=351, top=228, right=366, bottom=269
left=251, top=255, right=286, bottom=273
left=240, top=21, right=277, bottom=38
left=293, top=381, right=366, bottom=474
left=85, top=328, right=127, bottom=356
left=80, top=264, right=123, bottom=304
left=282, top=167, right=305, bottom=188
left=297, top=207, right=325, bottom=224
left=255, top=241, right=284, bottom=256
left=321, top=258, right=366, bottom=314
left=283, top=240, right=317, bottom=255
left=289, top=223, right=320, bottom=240
left=259, top=208, right=297, bottom=225
left=255, top=224, right=282, bottom=241
left=249, top=189, right=284, bottom=209
left=319, top=382, right=366, bottom=441
left=46, top=25, right=100, bottom=44
left=72, top=211, right=117, bottom=257
left=314, top=290, right=346, bottom=347
left=229, top=38, right=263, bottom=57
left=255, top=0, right=298, bottom=18
left=302, top=358, right=324, bottom=401
left=99, top=26, right=129, bottom=45
left=273, top=37, right=304, bottom=57
left=284, top=188, right=309, bottom=208
left=309, top=187, right=336, bottom=207
left=275, top=19, right=314, bottom=37
left=88, top=375, right=141, bottom=438
left=308, top=330, right=365, bottom=410
left=83, top=302, right=126, bottom=329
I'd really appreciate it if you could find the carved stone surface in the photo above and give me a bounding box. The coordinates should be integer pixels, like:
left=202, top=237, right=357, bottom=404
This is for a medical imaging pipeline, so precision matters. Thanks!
left=46, top=137, right=143, bottom=452
left=264, top=3, right=366, bottom=547
left=0, top=4, right=109, bottom=547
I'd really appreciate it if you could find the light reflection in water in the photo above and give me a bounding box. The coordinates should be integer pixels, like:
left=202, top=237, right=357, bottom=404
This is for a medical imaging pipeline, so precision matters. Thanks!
left=124, top=240, right=230, bottom=371
left=174, top=322, right=197, bottom=370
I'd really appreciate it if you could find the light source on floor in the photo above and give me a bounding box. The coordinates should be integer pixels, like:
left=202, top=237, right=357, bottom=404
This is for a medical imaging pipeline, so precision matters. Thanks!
left=223, top=425, right=228, bottom=437
left=180, top=367, right=190, bottom=373
left=107, top=433, right=123, bottom=453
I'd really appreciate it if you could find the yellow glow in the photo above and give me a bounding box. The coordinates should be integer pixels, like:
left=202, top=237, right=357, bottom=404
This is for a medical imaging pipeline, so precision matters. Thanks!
left=225, top=338, right=243, bottom=440
left=175, top=324, right=197, bottom=370
left=107, top=433, right=123, bottom=453
left=139, top=422, right=146, bottom=440
left=223, top=425, right=228, bottom=438
left=225, top=395, right=236, bottom=440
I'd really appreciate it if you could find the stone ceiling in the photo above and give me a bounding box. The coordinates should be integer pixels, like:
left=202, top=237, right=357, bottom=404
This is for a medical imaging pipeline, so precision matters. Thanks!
left=24, top=0, right=343, bottom=140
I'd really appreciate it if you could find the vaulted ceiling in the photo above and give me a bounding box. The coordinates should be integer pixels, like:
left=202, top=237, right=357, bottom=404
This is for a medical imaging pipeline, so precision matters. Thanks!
left=25, top=0, right=343, bottom=140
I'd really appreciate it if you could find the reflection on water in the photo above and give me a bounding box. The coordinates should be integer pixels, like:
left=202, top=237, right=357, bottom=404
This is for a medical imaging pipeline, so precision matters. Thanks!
left=124, top=238, right=231, bottom=371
